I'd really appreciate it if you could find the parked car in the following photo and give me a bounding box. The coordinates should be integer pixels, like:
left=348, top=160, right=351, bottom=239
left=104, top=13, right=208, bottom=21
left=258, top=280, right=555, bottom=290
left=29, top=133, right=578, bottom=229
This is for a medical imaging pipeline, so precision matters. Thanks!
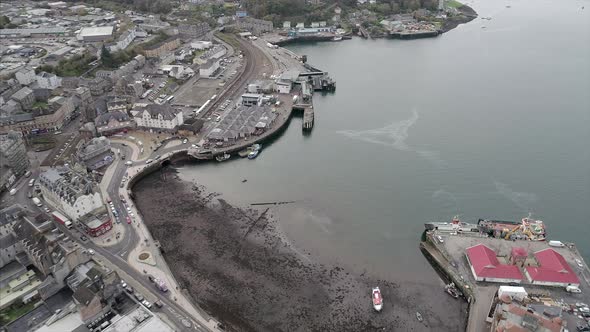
left=134, top=292, right=144, bottom=301
left=145, top=159, right=153, bottom=164
left=154, top=300, right=163, bottom=308
left=125, top=286, right=133, bottom=293
left=142, top=300, right=152, bottom=309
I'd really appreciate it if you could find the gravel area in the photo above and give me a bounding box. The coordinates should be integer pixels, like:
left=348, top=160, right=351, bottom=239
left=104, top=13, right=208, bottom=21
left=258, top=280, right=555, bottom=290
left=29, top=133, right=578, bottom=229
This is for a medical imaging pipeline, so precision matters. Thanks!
left=133, top=167, right=468, bottom=331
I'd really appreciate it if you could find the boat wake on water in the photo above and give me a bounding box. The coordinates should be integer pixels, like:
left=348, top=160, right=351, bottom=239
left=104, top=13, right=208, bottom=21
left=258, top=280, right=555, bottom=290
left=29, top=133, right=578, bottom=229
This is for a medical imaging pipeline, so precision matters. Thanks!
left=336, top=110, right=445, bottom=167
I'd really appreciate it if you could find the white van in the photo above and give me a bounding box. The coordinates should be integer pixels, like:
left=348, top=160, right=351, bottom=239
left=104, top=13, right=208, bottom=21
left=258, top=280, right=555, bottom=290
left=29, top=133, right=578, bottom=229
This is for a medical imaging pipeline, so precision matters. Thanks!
left=9, top=188, right=17, bottom=196
left=28, top=178, right=35, bottom=187
left=549, top=240, right=565, bottom=248
left=566, top=285, right=582, bottom=293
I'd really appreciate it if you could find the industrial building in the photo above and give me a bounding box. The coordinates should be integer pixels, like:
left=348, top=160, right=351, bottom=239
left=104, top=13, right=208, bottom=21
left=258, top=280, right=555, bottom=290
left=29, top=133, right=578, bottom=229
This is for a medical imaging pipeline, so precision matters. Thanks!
left=77, top=26, right=114, bottom=42
left=524, top=248, right=580, bottom=287
left=465, top=244, right=524, bottom=283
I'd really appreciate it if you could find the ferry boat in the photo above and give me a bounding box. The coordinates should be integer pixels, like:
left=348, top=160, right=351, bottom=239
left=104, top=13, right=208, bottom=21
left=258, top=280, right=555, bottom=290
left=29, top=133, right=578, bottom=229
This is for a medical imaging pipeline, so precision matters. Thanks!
left=215, top=153, right=230, bottom=162
left=247, top=150, right=259, bottom=159
left=372, top=287, right=383, bottom=312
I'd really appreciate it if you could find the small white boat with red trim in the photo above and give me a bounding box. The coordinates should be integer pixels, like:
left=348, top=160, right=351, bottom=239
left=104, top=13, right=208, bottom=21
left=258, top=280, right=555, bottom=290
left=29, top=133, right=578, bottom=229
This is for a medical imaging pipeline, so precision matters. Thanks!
left=372, top=287, right=383, bottom=312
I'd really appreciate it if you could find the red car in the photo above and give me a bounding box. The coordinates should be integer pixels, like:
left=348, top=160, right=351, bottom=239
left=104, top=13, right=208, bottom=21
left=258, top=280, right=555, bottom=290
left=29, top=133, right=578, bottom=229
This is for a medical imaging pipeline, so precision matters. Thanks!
left=126, top=216, right=132, bottom=224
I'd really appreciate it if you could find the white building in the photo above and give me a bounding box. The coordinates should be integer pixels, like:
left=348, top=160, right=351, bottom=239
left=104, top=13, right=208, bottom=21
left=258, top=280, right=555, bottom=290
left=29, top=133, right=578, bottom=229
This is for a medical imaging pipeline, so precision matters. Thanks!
left=38, top=167, right=104, bottom=221
left=132, top=104, right=183, bottom=131
left=36, top=72, right=62, bottom=89
left=199, top=59, right=219, bottom=78
left=15, top=68, right=36, bottom=86
left=77, top=26, right=114, bottom=42
left=159, top=65, right=195, bottom=80
left=190, top=41, right=213, bottom=50
left=108, top=28, right=136, bottom=52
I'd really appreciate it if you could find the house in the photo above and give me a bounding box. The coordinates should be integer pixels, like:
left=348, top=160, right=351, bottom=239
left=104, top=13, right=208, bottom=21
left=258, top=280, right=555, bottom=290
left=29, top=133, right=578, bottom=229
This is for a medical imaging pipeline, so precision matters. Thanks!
left=95, top=111, right=134, bottom=136
left=78, top=212, right=112, bottom=237
left=143, top=37, right=181, bottom=58
left=10, top=87, right=35, bottom=111
left=38, top=167, right=104, bottom=221
left=36, top=72, right=62, bottom=90
left=199, top=59, right=219, bottom=78
left=87, top=77, right=112, bottom=96
left=177, top=23, right=210, bottom=38
left=524, top=249, right=580, bottom=287
left=465, top=244, right=524, bottom=283
left=132, top=104, right=183, bottom=131
left=15, top=68, right=36, bottom=86
left=77, top=136, right=113, bottom=171
left=236, top=17, right=273, bottom=35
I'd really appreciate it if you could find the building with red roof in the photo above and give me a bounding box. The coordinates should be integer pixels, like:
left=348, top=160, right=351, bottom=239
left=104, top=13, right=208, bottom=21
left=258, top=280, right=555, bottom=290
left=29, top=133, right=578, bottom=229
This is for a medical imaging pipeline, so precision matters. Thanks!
left=465, top=244, right=525, bottom=283
left=525, top=248, right=580, bottom=287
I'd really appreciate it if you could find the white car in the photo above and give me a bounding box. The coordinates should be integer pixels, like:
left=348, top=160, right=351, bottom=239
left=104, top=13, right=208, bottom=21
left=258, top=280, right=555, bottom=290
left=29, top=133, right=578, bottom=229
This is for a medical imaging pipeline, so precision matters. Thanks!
left=575, top=259, right=584, bottom=268
left=182, top=139, right=188, bottom=144
left=127, top=207, right=132, bottom=212
left=145, top=159, right=153, bottom=164
left=125, top=161, right=132, bottom=166
left=142, top=300, right=152, bottom=309
left=87, top=249, right=95, bottom=255
left=436, top=235, right=444, bottom=243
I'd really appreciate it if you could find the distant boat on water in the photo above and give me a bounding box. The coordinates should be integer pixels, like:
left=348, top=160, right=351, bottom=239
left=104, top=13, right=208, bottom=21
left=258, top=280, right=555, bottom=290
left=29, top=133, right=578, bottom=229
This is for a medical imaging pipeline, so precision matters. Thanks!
left=332, top=36, right=343, bottom=41
left=416, top=312, right=423, bottom=322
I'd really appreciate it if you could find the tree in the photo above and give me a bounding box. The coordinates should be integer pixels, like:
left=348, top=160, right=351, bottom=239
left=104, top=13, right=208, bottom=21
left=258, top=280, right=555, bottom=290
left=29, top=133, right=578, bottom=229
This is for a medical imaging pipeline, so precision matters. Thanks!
left=100, top=45, right=114, bottom=68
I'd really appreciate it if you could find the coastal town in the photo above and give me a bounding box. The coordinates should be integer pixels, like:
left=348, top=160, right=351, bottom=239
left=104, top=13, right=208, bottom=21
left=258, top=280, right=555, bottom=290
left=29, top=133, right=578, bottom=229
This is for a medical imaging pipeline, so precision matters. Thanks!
left=0, top=0, right=587, bottom=332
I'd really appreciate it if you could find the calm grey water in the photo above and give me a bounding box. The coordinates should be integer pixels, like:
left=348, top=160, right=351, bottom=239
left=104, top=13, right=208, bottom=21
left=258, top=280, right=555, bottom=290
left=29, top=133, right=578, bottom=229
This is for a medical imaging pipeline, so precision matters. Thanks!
left=178, top=0, right=590, bottom=284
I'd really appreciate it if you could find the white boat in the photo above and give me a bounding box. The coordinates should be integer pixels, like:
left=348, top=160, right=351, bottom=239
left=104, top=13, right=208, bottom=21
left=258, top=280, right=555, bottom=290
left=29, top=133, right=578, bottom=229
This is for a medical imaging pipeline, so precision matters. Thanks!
left=372, top=287, right=383, bottom=312
left=332, top=36, right=343, bottom=41
left=247, top=150, right=259, bottom=159
left=416, top=312, right=423, bottom=322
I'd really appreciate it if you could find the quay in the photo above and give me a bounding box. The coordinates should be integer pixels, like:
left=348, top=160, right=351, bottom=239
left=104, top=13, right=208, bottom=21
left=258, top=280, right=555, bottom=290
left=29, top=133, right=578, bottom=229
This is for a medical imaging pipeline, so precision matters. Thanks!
left=421, top=217, right=590, bottom=332
left=389, top=30, right=441, bottom=39
left=186, top=36, right=335, bottom=160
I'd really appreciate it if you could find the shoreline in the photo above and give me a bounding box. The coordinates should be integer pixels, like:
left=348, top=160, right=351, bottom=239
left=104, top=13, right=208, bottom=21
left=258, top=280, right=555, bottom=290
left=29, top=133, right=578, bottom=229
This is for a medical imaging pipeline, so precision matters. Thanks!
left=131, top=170, right=469, bottom=331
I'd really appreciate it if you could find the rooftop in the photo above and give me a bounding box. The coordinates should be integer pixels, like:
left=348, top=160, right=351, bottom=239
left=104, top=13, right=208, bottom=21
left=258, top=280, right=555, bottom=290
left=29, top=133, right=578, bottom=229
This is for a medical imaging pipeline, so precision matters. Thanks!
left=466, top=244, right=524, bottom=281
left=78, top=26, right=114, bottom=37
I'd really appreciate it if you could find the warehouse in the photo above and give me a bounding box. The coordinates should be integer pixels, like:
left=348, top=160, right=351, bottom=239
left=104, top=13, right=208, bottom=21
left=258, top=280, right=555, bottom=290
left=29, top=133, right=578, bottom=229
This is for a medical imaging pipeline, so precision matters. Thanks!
left=77, top=26, right=114, bottom=42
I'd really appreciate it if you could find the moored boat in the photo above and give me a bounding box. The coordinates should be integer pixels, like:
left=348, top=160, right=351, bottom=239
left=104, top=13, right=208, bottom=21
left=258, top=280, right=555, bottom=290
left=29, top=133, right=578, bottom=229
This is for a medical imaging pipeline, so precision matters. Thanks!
left=416, top=312, right=423, bottom=322
left=247, top=150, right=259, bottom=159
left=215, top=153, right=230, bottom=162
left=372, top=287, right=383, bottom=312
left=332, top=36, right=343, bottom=41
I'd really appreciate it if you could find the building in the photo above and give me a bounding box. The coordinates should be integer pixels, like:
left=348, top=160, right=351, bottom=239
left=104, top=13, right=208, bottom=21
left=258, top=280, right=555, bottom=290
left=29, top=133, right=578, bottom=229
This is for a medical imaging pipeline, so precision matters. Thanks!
left=78, top=212, right=112, bottom=237
left=15, top=68, right=37, bottom=86
left=178, top=118, right=204, bottom=136
left=77, top=26, right=114, bottom=42
left=524, top=249, right=580, bottom=287
left=275, top=70, right=299, bottom=94
left=77, top=136, right=113, bottom=170
left=207, top=105, right=277, bottom=144
left=241, top=93, right=262, bottom=107
left=132, top=104, right=183, bottom=131
left=160, top=65, right=195, bottom=80
left=95, top=111, right=134, bottom=136
left=38, top=167, right=104, bottom=221
left=236, top=17, right=273, bottom=35
left=10, top=209, right=87, bottom=300
left=465, top=244, right=524, bottom=283
left=490, top=301, right=565, bottom=332
left=0, top=27, right=68, bottom=39
left=36, top=71, right=62, bottom=90
left=190, top=41, right=213, bottom=50
left=143, top=37, right=181, bottom=58
left=177, top=23, right=210, bottom=38
left=10, top=87, right=35, bottom=111
left=199, top=59, right=219, bottom=78
left=73, top=87, right=93, bottom=122
left=87, top=76, right=112, bottom=96
left=107, top=28, right=137, bottom=53
left=66, top=261, right=119, bottom=324
left=0, top=131, right=30, bottom=180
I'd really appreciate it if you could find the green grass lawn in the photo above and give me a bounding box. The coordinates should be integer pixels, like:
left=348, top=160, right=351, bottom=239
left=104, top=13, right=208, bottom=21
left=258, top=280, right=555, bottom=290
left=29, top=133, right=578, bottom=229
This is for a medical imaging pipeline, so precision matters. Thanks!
left=0, top=302, right=37, bottom=325
left=447, top=0, right=464, bottom=8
